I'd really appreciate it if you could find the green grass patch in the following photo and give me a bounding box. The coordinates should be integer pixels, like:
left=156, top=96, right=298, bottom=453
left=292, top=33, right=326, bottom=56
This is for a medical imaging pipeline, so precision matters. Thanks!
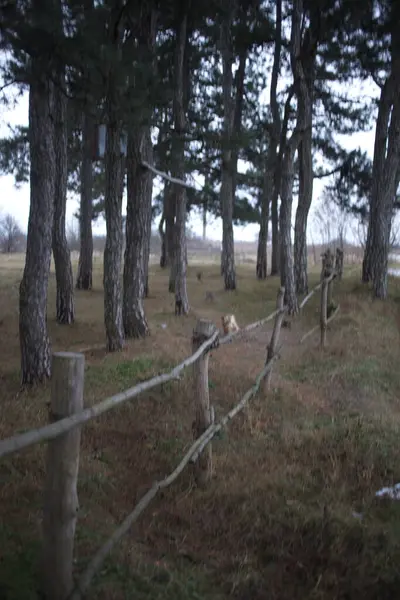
left=84, top=356, right=172, bottom=392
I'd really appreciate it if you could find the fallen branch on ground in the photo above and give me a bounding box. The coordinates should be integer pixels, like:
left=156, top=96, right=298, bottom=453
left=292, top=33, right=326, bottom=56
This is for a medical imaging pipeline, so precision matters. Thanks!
left=0, top=330, right=219, bottom=459
left=300, top=304, right=340, bottom=345
left=68, top=353, right=278, bottom=600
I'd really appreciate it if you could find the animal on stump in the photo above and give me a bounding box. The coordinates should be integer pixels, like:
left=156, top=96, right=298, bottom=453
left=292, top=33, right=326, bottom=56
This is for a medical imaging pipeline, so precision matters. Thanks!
left=221, top=314, right=240, bottom=334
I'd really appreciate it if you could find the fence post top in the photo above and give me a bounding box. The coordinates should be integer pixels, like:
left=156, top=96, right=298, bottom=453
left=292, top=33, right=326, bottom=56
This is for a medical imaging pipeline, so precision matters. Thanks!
left=52, top=352, right=85, bottom=360
left=193, top=319, right=217, bottom=339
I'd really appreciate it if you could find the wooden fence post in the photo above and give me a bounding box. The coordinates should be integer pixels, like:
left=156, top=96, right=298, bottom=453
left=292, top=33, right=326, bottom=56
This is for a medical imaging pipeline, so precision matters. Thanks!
left=192, top=319, right=217, bottom=486
left=264, top=287, right=286, bottom=391
left=42, top=352, right=85, bottom=600
left=320, top=278, right=328, bottom=347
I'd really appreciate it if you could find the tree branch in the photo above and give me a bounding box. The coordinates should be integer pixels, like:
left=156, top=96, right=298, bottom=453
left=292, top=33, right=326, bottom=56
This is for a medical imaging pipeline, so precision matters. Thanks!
left=141, top=160, right=200, bottom=192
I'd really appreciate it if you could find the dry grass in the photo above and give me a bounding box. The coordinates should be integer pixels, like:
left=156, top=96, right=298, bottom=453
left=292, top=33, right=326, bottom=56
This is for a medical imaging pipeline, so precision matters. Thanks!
left=1, top=254, right=400, bottom=599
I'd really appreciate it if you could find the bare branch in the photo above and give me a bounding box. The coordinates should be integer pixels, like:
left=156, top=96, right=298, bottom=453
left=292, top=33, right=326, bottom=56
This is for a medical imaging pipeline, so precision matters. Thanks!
left=141, top=160, right=200, bottom=192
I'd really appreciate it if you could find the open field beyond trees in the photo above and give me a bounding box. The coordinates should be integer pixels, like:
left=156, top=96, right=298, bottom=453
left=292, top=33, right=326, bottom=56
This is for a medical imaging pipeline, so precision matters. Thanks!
left=1, top=255, right=400, bottom=599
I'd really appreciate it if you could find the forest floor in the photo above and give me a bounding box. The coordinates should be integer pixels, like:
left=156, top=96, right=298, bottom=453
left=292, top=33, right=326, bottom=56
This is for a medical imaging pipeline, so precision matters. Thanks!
left=1, top=255, right=400, bottom=600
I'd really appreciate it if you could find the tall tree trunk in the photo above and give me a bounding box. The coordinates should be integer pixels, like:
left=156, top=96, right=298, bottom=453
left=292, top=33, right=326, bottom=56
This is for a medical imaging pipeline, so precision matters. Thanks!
left=123, top=128, right=153, bottom=337
left=362, top=64, right=400, bottom=297
left=256, top=167, right=272, bottom=279
left=76, top=113, right=94, bottom=290
left=294, top=128, right=313, bottom=294
left=293, top=4, right=318, bottom=295
left=279, top=0, right=306, bottom=314
left=280, top=146, right=298, bottom=314
left=202, top=199, right=207, bottom=241
left=143, top=215, right=151, bottom=298
left=19, top=63, right=55, bottom=384
left=104, top=117, right=124, bottom=351
left=167, top=189, right=176, bottom=292
left=159, top=211, right=167, bottom=267
left=270, top=188, right=280, bottom=275
left=52, top=76, right=75, bottom=324
left=269, top=0, right=282, bottom=278
left=256, top=206, right=268, bottom=279
left=171, top=11, right=189, bottom=314
left=76, top=0, right=94, bottom=291
left=220, top=5, right=237, bottom=290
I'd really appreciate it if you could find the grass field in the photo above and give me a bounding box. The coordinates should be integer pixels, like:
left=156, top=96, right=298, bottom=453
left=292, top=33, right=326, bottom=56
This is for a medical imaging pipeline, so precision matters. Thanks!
left=1, top=254, right=400, bottom=599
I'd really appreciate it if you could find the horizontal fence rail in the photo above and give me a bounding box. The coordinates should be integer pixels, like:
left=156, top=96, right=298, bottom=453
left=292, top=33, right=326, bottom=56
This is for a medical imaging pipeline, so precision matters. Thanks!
left=1, top=251, right=343, bottom=600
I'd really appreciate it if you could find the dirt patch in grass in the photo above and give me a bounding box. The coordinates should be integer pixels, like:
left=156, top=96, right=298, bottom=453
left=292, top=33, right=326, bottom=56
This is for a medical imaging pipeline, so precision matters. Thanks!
left=1, top=256, right=400, bottom=599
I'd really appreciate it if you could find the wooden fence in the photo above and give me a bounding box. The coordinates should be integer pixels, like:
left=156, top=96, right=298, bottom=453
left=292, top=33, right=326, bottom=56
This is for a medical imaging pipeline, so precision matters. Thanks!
left=0, top=263, right=340, bottom=600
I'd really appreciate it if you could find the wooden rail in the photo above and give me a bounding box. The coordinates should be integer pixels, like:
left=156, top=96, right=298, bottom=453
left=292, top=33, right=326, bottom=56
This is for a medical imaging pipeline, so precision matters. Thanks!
left=1, top=252, right=342, bottom=600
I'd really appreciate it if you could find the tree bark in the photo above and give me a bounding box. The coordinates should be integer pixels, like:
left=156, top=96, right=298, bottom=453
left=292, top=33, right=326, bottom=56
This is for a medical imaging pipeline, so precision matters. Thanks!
left=202, top=199, right=207, bottom=241
left=167, top=188, right=177, bottom=292
left=294, top=127, right=313, bottom=294
left=123, top=128, right=153, bottom=337
left=256, top=163, right=273, bottom=279
left=19, top=62, right=55, bottom=384
left=52, top=76, right=75, bottom=324
left=256, top=204, right=268, bottom=279
left=293, top=7, right=318, bottom=295
left=76, top=0, right=94, bottom=291
left=269, top=0, right=282, bottom=278
left=76, top=113, right=94, bottom=290
left=280, top=145, right=298, bottom=314
left=159, top=211, right=167, bottom=268
left=220, top=4, right=237, bottom=290
left=104, top=115, right=124, bottom=351
left=270, top=190, right=280, bottom=276
left=362, top=58, right=400, bottom=298
left=279, top=0, right=306, bottom=314
left=171, top=11, right=189, bottom=314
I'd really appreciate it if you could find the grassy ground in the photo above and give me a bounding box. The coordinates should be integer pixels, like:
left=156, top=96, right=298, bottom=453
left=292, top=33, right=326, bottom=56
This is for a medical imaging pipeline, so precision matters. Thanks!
left=1, top=254, right=400, bottom=599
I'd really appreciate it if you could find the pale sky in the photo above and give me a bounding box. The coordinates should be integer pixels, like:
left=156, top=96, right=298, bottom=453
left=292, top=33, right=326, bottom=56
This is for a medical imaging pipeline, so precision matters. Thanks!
left=0, top=81, right=377, bottom=244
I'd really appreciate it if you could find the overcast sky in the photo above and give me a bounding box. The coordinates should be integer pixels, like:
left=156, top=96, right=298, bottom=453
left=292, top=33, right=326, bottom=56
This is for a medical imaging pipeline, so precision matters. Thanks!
left=0, top=81, right=377, bottom=244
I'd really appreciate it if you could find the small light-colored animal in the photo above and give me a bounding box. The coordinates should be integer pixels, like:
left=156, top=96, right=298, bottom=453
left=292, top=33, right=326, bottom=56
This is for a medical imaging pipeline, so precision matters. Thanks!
left=221, top=314, right=240, bottom=334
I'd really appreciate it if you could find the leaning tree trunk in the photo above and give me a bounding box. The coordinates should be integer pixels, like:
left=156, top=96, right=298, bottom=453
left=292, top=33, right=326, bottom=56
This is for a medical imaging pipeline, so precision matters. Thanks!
left=103, top=114, right=124, bottom=351
left=170, top=12, right=190, bottom=313
left=52, top=77, right=74, bottom=324
left=280, top=145, right=299, bottom=314
left=362, top=66, right=400, bottom=294
left=123, top=128, right=153, bottom=337
left=19, top=65, right=55, bottom=384
left=76, top=113, right=94, bottom=290
left=294, top=127, right=313, bottom=294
